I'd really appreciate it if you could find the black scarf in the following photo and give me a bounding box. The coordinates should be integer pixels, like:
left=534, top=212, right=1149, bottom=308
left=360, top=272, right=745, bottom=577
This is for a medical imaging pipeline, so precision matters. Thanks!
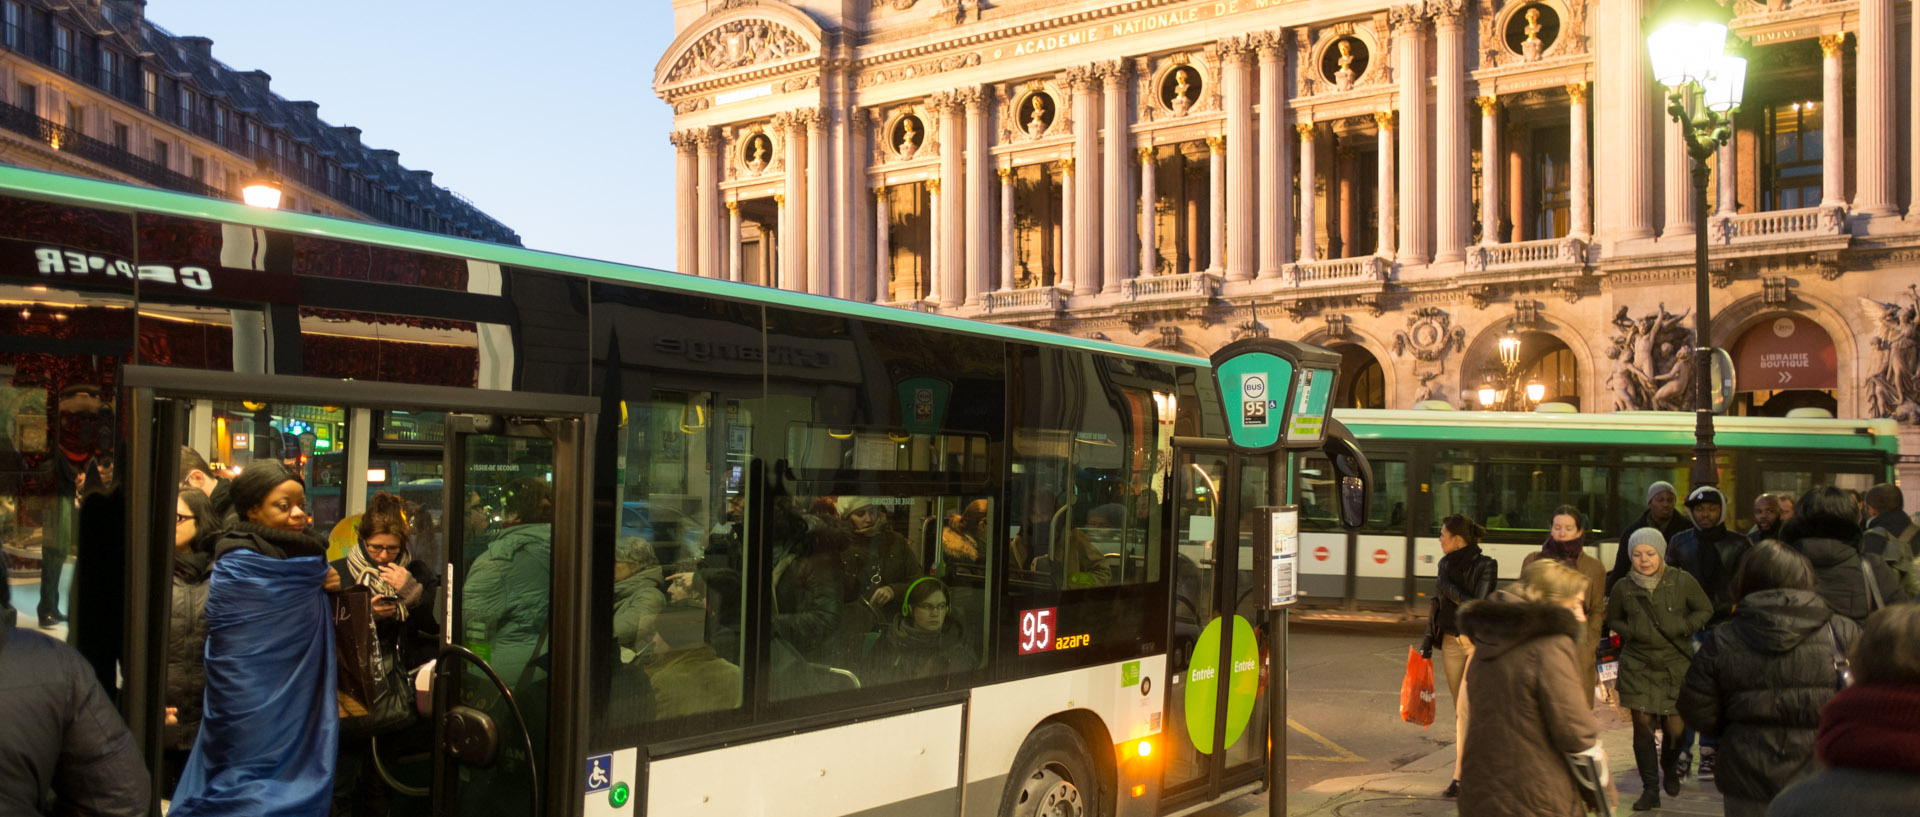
left=1540, top=534, right=1584, bottom=568
left=1440, top=542, right=1484, bottom=587
left=216, top=520, right=328, bottom=560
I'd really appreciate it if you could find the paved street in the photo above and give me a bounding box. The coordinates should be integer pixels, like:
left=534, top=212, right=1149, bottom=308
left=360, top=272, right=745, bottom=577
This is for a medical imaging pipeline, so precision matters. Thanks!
left=1188, top=616, right=1729, bottom=817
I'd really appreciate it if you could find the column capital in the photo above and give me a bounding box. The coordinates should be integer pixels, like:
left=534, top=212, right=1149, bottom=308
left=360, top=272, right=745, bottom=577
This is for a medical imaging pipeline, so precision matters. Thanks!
left=669, top=129, right=702, bottom=152
left=1428, top=0, right=1468, bottom=28
left=850, top=106, right=870, bottom=127
left=997, top=166, right=1013, bottom=181
left=1217, top=36, right=1254, bottom=62
left=694, top=127, right=723, bottom=149
left=774, top=193, right=786, bottom=206
left=1566, top=81, right=1588, bottom=103
left=726, top=200, right=739, bottom=213
left=1373, top=110, right=1397, bottom=130
left=873, top=187, right=887, bottom=200
left=1059, top=157, right=1075, bottom=174
left=1296, top=121, right=1317, bottom=139
left=1253, top=29, right=1288, bottom=59
left=1389, top=4, right=1428, bottom=34
left=1819, top=33, right=1847, bottom=57
left=928, top=177, right=941, bottom=193
left=958, top=85, right=988, bottom=110
left=1206, top=134, right=1225, bottom=153
left=1062, top=65, right=1099, bottom=91
left=1137, top=146, right=1155, bottom=164
left=928, top=90, right=963, bottom=115
left=1475, top=96, right=1499, bottom=116
left=1095, top=59, right=1131, bottom=86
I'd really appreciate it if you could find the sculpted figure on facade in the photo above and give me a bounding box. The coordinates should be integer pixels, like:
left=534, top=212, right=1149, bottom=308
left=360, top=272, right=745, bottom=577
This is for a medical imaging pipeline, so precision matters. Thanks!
left=1862, top=288, right=1920, bottom=423
left=1335, top=40, right=1357, bottom=90
left=1522, top=7, right=1544, bottom=61
left=1604, top=305, right=1694, bottom=411
left=1026, top=94, right=1048, bottom=139
left=664, top=20, right=812, bottom=84
left=898, top=117, right=921, bottom=158
left=1394, top=307, right=1466, bottom=406
left=1170, top=67, right=1194, bottom=115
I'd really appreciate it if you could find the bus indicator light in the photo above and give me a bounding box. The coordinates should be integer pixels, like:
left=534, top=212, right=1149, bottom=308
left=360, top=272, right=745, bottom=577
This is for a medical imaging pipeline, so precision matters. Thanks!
left=1018, top=607, right=1056, bottom=654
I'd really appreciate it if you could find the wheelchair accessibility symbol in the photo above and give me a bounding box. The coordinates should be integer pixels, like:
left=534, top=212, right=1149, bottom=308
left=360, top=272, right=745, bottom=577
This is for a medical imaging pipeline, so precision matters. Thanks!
left=585, top=753, right=613, bottom=793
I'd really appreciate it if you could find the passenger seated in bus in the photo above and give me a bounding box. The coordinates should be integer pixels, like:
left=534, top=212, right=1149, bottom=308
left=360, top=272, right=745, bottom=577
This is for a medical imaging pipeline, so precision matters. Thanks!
left=647, top=568, right=744, bottom=719
left=1010, top=488, right=1110, bottom=588
left=461, top=477, right=554, bottom=691
left=613, top=536, right=667, bottom=665
left=864, top=577, right=976, bottom=685
left=767, top=493, right=844, bottom=664
left=839, top=496, right=924, bottom=611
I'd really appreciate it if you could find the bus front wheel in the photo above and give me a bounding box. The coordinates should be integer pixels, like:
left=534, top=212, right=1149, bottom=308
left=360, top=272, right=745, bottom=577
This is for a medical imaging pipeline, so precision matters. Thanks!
left=1000, top=723, right=1100, bottom=817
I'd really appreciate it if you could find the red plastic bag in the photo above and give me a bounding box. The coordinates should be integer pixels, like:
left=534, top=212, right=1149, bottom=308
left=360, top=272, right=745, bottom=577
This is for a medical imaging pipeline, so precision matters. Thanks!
left=1400, top=646, right=1436, bottom=728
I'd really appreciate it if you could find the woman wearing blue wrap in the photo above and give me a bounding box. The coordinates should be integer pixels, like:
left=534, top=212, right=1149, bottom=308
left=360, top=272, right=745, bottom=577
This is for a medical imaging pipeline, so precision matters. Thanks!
left=170, top=461, right=338, bottom=817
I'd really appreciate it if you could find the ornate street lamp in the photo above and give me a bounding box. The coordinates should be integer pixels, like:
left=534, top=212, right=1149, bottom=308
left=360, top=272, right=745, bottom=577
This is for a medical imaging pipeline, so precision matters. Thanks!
left=1647, top=0, right=1742, bottom=489
left=241, top=157, right=283, bottom=209
left=1479, top=325, right=1544, bottom=411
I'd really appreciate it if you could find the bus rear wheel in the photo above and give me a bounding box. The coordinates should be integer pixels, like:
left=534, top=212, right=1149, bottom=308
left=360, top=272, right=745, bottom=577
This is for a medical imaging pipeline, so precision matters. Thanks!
left=1001, top=723, right=1100, bottom=817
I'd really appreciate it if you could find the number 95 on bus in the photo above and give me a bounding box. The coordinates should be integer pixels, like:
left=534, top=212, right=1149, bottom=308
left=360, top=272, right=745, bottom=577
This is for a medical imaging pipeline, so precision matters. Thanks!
left=1019, top=608, right=1056, bottom=655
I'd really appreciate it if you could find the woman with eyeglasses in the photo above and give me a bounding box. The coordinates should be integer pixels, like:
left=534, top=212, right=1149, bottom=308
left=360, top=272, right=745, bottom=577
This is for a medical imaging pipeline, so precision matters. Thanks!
left=164, top=488, right=226, bottom=789
left=863, top=576, right=975, bottom=686
left=171, top=460, right=337, bottom=817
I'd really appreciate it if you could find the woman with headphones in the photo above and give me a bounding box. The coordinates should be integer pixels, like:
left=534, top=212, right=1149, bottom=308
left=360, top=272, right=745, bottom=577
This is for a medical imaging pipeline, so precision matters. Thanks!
left=863, top=576, right=976, bottom=686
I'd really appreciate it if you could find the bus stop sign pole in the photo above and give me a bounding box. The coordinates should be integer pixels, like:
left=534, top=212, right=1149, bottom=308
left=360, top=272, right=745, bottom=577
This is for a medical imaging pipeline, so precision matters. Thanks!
left=1206, top=338, right=1341, bottom=817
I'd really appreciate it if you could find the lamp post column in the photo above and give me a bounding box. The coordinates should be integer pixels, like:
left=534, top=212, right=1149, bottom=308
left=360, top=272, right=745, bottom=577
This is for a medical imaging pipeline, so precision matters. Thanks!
left=1296, top=124, right=1317, bottom=263
left=1691, top=151, right=1716, bottom=488
left=1819, top=34, right=1846, bottom=207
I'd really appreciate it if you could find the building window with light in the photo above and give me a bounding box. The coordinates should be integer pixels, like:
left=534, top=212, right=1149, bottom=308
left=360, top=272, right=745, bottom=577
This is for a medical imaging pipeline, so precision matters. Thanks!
left=1762, top=100, right=1822, bottom=211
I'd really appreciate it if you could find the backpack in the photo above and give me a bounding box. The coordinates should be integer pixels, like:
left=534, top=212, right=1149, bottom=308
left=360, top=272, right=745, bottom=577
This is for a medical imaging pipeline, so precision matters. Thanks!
left=1861, top=522, right=1919, bottom=596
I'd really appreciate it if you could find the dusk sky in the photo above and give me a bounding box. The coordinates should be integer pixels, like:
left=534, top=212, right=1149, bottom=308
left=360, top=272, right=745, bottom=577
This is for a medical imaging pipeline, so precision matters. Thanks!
left=153, top=1, right=681, bottom=270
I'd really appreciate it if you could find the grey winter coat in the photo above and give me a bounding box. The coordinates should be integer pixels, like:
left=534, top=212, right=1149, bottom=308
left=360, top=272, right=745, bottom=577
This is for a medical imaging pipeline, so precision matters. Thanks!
left=1767, top=768, right=1920, bottom=816
left=1456, top=591, right=1602, bottom=817
left=1604, top=565, right=1711, bottom=715
left=613, top=566, right=666, bottom=664
left=0, top=626, right=148, bottom=817
left=1677, top=588, right=1858, bottom=804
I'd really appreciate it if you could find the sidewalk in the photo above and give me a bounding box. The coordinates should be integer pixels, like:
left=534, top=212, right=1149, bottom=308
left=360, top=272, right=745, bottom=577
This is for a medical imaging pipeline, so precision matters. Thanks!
left=1279, top=704, right=1726, bottom=816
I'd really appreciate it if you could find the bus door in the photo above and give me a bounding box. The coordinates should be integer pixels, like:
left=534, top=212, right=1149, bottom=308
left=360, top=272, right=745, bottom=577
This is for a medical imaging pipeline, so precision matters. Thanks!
left=121, top=366, right=593, bottom=817
left=1350, top=454, right=1413, bottom=612
left=1160, top=441, right=1275, bottom=810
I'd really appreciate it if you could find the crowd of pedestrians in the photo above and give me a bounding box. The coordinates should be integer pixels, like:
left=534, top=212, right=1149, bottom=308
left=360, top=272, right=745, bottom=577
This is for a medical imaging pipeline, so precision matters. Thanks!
left=1440, top=480, right=1918, bottom=816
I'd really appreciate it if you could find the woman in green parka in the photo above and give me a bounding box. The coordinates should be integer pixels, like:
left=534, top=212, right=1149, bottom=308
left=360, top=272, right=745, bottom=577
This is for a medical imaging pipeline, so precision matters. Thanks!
left=1604, top=527, right=1712, bottom=810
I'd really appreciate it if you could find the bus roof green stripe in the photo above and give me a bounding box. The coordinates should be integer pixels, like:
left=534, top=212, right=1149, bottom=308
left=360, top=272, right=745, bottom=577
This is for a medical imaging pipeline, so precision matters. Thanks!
left=1334, top=409, right=1900, bottom=454
left=0, top=165, right=1207, bottom=368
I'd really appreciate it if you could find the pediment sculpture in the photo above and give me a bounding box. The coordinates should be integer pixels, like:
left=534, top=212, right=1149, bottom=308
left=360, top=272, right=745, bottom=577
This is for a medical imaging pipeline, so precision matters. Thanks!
left=664, top=20, right=813, bottom=84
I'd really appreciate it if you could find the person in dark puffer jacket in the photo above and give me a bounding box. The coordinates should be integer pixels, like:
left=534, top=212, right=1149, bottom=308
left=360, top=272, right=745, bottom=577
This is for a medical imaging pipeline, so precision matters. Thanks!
left=1766, top=605, right=1920, bottom=817
left=1678, top=542, right=1859, bottom=817
left=1781, top=486, right=1909, bottom=623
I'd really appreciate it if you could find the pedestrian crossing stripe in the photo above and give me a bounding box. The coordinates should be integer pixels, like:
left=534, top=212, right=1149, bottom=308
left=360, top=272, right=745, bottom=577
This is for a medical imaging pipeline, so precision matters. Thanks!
left=1285, top=718, right=1365, bottom=763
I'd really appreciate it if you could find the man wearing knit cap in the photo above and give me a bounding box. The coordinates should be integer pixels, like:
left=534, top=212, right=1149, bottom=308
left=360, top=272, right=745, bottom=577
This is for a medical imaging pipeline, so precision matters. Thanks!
left=1609, top=480, right=1691, bottom=593
left=1665, top=484, right=1750, bottom=783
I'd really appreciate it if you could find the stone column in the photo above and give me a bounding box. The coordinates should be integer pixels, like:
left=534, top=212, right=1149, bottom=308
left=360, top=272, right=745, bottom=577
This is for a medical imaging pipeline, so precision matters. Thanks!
left=781, top=114, right=807, bottom=292
left=1568, top=82, right=1591, bottom=237
left=726, top=200, right=742, bottom=282
left=1854, top=0, right=1896, bottom=217
left=963, top=87, right=989, bottom=306
left=1663, top=115, right=1694, bottom=238
left=776, top=193, right=792, bottom=290
left=850, top=107, right=872, bottom=302
left=1432, top=4, right=1469, bottom=263
left=999, top=167, right=1015, bottom=292
left=1297, top=123, right=1318, bottom=263
left=929, top=178, right=943, bottom=301
left=1067, top=66, right=1101, bottom=295
left=1598, top=0, right=1656, bottom=244
left=874, top=188, right=891, bottom=302
left=1716, top=118, right=1737, bottom=217
left=1207, top=135, right=1225, bottom=275
left=832, top=87, right=852, bottom=300
left=1913, top=6, right=1920, bottom=220
left=695, top=128, right=720, bottom=279
left=1222, top=39, right=1256, bottom=281
left=672, top=131, right=698, bottom=274
left=1393, top=5, right=1430, bottom=264
left=1820, top=34, right=1846, bottom=207
left=1257, top=33, right=1291, bottom=279
left=1060, top=160, right=1076, bottom=291
left=1139, top=147, right=1158, bottom=276
left=1477, top=97, right=1500, bottom=244
left=806, top=108, right=831, bottom=295
left=1376, top=112, right=1397, bottom=257
left=1101, top=61, right=1131, bottom=292
left=934, top=92, right=965, bottom=307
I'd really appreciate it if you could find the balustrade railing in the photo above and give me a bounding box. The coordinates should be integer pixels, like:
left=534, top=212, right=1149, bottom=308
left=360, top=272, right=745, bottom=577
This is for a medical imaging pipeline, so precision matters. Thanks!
left=1711, top=206, right=1846, bottom=244
left=1121, top=272, right=1218, bottom=301
left=1284, top=255, right=1389, bottom=285
left=0, top=101, right=223, bottom=198
left=982, top=286, right=1061, bottom=314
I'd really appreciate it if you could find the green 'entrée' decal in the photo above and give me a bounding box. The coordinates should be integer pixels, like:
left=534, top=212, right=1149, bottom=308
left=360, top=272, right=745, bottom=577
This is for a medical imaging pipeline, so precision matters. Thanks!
left=1183, top=615, right=1263, bottom=753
